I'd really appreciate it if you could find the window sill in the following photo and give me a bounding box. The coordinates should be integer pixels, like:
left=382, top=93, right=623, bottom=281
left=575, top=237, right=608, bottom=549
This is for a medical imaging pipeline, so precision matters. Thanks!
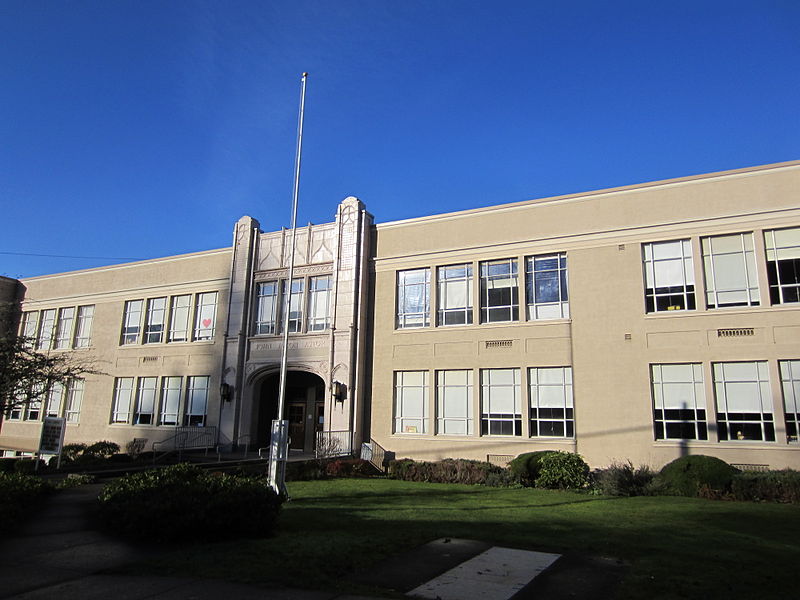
left=392, top=318, right=572, bottom=334
left=644, top=304, right=800, bottom=319
left=119, top=339, right=218, bottom=348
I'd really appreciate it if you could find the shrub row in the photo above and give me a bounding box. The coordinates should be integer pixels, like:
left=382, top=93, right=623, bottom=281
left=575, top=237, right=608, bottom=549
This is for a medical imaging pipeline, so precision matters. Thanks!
left=387, top=458, right=515, bottom=487
left=0, top=472, right=52, bottom=532
left=97, top=463, right=282, bottom=542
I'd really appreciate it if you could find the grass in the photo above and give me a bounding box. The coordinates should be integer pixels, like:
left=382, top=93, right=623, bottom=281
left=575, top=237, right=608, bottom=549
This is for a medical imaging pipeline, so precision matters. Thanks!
left=119, top=478, right=800, bottom=599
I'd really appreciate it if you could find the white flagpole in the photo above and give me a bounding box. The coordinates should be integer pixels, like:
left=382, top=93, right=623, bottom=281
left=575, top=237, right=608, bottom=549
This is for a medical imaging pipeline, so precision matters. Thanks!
left=269, top=72, right=308, bottom=496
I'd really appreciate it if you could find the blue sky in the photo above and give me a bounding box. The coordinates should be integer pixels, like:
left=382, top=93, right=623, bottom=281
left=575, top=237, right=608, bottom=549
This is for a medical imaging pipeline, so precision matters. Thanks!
left=2, top=0, right=798, bottom=278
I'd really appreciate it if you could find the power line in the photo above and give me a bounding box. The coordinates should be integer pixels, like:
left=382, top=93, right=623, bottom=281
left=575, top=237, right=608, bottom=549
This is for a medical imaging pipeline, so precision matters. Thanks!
left=0, top=250, right=145, bottom=261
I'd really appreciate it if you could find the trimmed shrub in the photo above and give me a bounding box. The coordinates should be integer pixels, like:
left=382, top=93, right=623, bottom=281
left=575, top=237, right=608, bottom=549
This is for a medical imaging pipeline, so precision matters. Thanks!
left=285, top=459, right=327, bottom=481
left=0, top=459, right=18, bottom=473
left=97, top=463, right=282, bottom=542
left=13, top=458, right=46, bottom=474
left=325, top=458, right=378, bottom=478
left=84, top=441, right=120, bottom=459
left=387, top=458, right=510, bottom=486
left=508, top=451, right=558, bottom=486
left=655, top=455, right=739, bottom=497
left=593, top=461, right=654, bottom=496
left=61, top=443, right=88, bottom=462
left=730, top=469, right=800, bottom=503
left=535, top=451, right=590, bottom=489
left=0, top=472, right=52, bottom=532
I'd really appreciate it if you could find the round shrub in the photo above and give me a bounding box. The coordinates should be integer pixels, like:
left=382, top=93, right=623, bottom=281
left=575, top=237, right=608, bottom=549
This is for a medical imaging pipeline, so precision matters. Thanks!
left=593, top=461, right=654, bottom=496
left=655, top=455, right=739, bottom=497
left=508, top=451, right=558, bottom=486
left=98, top=463, right=282, bottom=542
left=535, top=451, right=590, bottom=489
left=84, top=441, right=120, bottom=459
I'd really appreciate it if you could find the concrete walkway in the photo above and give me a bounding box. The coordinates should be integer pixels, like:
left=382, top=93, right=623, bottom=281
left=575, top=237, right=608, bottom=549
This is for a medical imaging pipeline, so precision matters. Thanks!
left=0, top=484, right=379, bottom=600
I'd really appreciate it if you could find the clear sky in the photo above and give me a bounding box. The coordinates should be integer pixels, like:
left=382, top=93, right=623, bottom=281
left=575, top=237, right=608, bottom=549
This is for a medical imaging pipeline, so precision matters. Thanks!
left=1, top=0, right=798, bottom=278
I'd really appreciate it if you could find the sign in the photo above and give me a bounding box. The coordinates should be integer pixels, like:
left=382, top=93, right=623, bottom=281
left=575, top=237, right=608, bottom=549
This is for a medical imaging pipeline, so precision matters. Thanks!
left=38, top=417, right=66, bottom=455
left=267, top=419, right=289, bottom=496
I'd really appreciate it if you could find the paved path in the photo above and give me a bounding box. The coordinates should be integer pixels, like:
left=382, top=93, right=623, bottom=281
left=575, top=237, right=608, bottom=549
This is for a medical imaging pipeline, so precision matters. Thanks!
left=0, top=484, right=378, bottom=600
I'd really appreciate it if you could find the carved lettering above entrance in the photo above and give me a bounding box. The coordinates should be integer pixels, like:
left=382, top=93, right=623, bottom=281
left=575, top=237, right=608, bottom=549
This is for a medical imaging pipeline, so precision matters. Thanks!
left=252, top=338, right=327, bottom=351
left=255, top=263, right=333, bottom=281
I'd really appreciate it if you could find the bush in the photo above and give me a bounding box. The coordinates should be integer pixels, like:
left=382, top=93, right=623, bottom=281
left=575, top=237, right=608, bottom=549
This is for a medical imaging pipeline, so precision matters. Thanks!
left=655, top=455, right=739, bottom=497
left=0, top=472, right=52, bottom=532
left=55, top=473, right=96, bottom=489
left=84, top=441, right=120, bottom=459
left=97, top=463, right=282, bottom=542
left=13, top=458, right=46, bottom=474
left=535, top=451, right=590, bottom=489
left=729, top=469, right=800, bottom=503
left=325, top=458, right=378, bottom=478
left=508, top=451, right=558, bottom=486
left=61, top=443, right=88, bottom=462
left=285, top=459, right=327, bottom=481
left=594, top=461, right=654, bottom=496
left=387, top=458, right=510, bottom=486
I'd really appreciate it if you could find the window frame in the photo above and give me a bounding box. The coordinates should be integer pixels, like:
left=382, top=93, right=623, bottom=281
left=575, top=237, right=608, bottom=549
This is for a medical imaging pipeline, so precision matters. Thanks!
left=480, top=259, right=519, bottom=324
left=394, top=371, right=429, bottom=434
left=642, top=240, right=696, bottom=313
left=437, top=264, right=473, bottom=326
left=436, top=370, right=473, bottom=435
left=702, top=232, right=760, bottom=309
left=480, top=368, right=522, bottom=436
left=779, top=360, right=800, bottom=444
left=529, top=366, right=574, bottom=438
left=650, top=363, right=708, bottom=441
left=764, top=227, right=800, bottom=305
left=396, top=268, right=431, bottom=329
left=525, top=253, right=569, bottom=320
left=713, top=361, right=775, bottom=442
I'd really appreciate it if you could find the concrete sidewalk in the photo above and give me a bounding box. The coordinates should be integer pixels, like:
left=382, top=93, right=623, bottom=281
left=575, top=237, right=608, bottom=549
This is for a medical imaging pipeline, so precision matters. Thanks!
left=0, top=483, right=380, bottom=600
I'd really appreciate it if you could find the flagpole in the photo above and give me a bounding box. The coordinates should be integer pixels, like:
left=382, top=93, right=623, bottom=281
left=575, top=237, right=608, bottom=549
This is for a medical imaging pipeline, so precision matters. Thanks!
left=269, top=72, right=308, bottom=495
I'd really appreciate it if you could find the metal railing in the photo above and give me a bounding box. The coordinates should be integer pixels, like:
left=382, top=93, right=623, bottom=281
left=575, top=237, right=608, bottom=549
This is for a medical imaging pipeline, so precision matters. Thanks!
left=152, top=426, right=217, bottom=463
left=315, top=430, right=353, bottom=458
left=361, top=438, right=387, bottom=473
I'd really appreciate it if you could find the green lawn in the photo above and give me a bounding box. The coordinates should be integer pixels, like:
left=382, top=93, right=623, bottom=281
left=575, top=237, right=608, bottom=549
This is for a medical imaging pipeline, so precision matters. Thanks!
left=127, top=478, right=800, bottom=599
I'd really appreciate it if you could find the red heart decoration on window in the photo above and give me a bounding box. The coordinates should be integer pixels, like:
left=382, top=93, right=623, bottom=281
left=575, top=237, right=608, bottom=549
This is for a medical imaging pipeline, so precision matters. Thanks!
left=202, top=319, right=212, bottom=328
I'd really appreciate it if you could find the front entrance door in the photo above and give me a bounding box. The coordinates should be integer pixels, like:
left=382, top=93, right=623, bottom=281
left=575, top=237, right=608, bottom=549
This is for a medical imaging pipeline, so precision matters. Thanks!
left=288, top=403, right=305, bottom=450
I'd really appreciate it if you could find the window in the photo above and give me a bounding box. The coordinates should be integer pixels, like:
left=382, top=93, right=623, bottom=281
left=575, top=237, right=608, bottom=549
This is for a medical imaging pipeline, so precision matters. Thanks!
left=651, top=364, right=707, bottom=440
left=65, top=379, right=84, bottom=423
left=37, top=309, right=56, bottom=350
left=255, top=281, right=279, bottom=334
left=307, top=275, right=332, bottom=331
left=185, top=376, right=209, bottom=426
left=134, top=377, right=157, bottom=425
left=397, top=269, right=430, bottom=328
left=74, top=306, right=94, bottom=347
left=643, top=240, right=696, bottom=313
left=394, top=371, right=428, bottom=434
left=26, top=394, right=42, bottom=421
left=168, top=295, right=191, bottom=342
left=480, top=260, right=519, bottom=323
left=21, top=311, right=38, bottom=342
left=529, top=367, right=574, bottom=437
left=159, top=376, right=182, bottom=426
left=438, top=265, right=473, bottom=326
left=121, top=300, right=143, bottom=345
left=702, top=233, right=759, bottom=309
left=45, top=383, right=64, bottom=418
left=764, top=228, right=800, bottom=305
left=193, top=292, right=217, bottom=340
left=54, top=307, right=75, bottom=349
left=480, top=368, right=521, bottom=436
left=436, top=370, right=473, bottom=435
left=144, top=297, right=167, bottom=344
left=112, top=378, right=134, bottom=423
left=280, top=280, right=304, bottom=333
left=713, top=362, right=774, bottom=442
left=780, top=360, right=800, bottom=443
left=526, top=253, right=569, bottom=320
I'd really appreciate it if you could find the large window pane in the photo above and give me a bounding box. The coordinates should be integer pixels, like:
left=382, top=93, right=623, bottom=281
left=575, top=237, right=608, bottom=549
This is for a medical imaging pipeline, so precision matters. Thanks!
left=780, top=361, right=800, bottom=444
left=702, top=233, right=760, bottom=309
left=112, top=378, right=134, bottom=423
left=397, top=269, right=430, bottom=328
left=438, top=265, right=473, bottom=326
left=307, top=276, right=331, bottom=331
left=651, top=363, right=707, bottom=440
left=194, top=292, right=217, bottom=340
left=643, top=240, right=696, bottom=313
left=480, top=259, right=519, bottom=323
left=37, top=309, right=56, bottom=350
left=765, top=227, right=800, bottom=305
left=394, top=371, right=429, bottom=433
left=121, top=300, right=143, bottom=345
left=255, top=281, right=279, bottom=335
left=526, top=253, right=569, bottom=320
left=65, top=379, right=84, bottom=423
left=185, top=376, right=209, bottom=426
left=168, top=295, right=191, bottom=342
left=437, top=370, right=473, bottom=435
left=530, top=367, right=574, bottom=437
left=144, top=297, right=167, bottom=344
left=54, top=307, right=75, bottom=349
left=159, top=377, right=182, bottom=425
left=713, top=362, right=774, bottom=442
left=74, top=305, right=94, bottom=348
left=134, top=377, right=157, bottom=425
left=45, top=383, right=64, bottom=417
left=480, top=368, right=521, bottom=436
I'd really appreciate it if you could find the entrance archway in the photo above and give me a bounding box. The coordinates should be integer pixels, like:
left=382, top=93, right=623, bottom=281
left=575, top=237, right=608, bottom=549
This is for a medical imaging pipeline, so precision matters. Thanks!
left=255, top=371, right=325, bottom=453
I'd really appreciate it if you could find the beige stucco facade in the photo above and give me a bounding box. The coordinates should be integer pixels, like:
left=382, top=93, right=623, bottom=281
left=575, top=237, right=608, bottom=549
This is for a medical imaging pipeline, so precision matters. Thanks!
left=369, top=161, right=800, bottom=470
left=2, top=162, right=799, bottom=471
